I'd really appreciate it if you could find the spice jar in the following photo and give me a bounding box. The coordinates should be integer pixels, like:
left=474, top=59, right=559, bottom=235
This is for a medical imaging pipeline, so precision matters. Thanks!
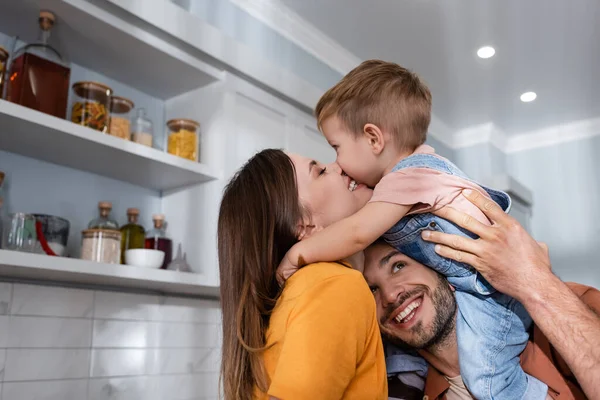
left=109, top=96, right=134, bottom=140
left=0, top=47, right=8, bottom=98
left=131, top=108, right=154, bottom=147
left=71, top=81, right=113, bottom=132
left=167, top=119, right=200, bottom=162
left=81, top=229, right=121, bottom=264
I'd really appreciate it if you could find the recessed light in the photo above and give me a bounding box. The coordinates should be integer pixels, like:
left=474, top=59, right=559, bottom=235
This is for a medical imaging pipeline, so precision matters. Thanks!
left=477, top=46, right=495, bottom=59
left=520, top=92, right=537, bottom=102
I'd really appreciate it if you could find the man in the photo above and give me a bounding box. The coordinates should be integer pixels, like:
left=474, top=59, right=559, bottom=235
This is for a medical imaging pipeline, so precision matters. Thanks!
left=363, top=191, right=600, bottom=400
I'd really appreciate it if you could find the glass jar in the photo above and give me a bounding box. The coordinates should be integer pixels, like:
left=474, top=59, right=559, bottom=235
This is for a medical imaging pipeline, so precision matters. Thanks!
left=120, top=208, right=145, bottom=264
left=144, top=214, right=172, bottom=269
left=81, top=229, right=121, bottom=264
left=71, top=81, right=113, bottom=132
left=131, top=108, right=154, bottom=147
left=2, top=213, right=37, bottom=253
left=109, top=96, right=134, bottom=141
left=88, top=201, right=119, bottom=230
left=6, top=11, right=71, bottom=118
left=0, top=47, right=8, bottom=98
left=167, top=119, right=200, bottom=161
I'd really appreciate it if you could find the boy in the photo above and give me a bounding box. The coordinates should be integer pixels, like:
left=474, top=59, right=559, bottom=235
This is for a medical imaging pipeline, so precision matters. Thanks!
left=278, top=60, right=548, bottom=400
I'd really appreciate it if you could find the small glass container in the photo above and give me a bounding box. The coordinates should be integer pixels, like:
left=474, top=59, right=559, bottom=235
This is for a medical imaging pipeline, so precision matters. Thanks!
left=71, top=81, right=113, bottom=132
left=81, top=229, right=121, bottom=264
left=2, top=213, right=37, bottom=252
left=144, top=214, right=172, bottom=269
left=131, top=108, right=154, bottom=147
left=109, top=96, right=134, bottom=140
left=88, top=201, right=119, bottom=230
left=167, top=119, right=200, bottom=161
left=0, top=46, right=8, bottom=98
left=120, top=207, right=145, bottom=264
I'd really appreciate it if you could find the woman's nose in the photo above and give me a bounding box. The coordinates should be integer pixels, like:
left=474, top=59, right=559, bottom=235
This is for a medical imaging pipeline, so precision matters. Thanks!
left=327, top=162, right=343, bottom=174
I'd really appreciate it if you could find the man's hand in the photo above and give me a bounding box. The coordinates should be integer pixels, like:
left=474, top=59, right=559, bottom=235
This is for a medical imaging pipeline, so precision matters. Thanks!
left=420, top=188, right=551, bottom=303
left=276, top=246, right=301, bottom=286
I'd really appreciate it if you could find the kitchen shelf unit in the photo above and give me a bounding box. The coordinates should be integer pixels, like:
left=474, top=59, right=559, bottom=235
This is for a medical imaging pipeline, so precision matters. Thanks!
left=0, top=250, right=220, bottom=297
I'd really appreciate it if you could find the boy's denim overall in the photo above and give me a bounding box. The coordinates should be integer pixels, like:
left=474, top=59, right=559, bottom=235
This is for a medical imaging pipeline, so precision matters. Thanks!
left=382, top=153, right=548, bottom=400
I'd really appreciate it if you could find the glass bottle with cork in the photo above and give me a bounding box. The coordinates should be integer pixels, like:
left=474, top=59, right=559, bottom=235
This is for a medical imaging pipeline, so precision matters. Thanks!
left=120, top=208, right=145, bottom=264
left=144, top=214, right=172, bottom=269
left=6, top=10, right=71, bottom=118
left=88, top=201, right=119, bottom=230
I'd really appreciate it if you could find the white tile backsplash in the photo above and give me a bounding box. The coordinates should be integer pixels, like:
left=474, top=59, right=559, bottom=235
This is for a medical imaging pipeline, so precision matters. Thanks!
left=0, top=316, right=7, bottom=347
left=0, top=283, right=11, bottom=315
left=4, top=348, right=91, bottom=381
left=90, top=349, right=152, bottom=378
left=11, top=283, right=94, bottom=318
left=2, top=379, right=89, bottom=400
left=0, top=348, right=6, bottom=381
left=0, top=281, right=221, bottom=399
left=94, top=291, right=160, bottom=321
left=7, top=316, right=92, bottom=348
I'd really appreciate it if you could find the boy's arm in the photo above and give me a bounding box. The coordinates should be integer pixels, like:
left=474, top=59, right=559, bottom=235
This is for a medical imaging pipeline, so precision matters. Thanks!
left=282, top=201, right=411, bottom=271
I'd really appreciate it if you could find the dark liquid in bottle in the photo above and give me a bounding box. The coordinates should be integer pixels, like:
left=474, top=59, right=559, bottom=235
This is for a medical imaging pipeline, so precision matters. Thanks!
left=145, top=237, right=173, bottom=269
left=7, top=53, right=70, bottom=118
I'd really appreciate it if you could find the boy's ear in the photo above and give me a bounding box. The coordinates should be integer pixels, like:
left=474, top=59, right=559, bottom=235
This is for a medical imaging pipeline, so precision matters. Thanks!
left=363, top=123, right=385, bottom=155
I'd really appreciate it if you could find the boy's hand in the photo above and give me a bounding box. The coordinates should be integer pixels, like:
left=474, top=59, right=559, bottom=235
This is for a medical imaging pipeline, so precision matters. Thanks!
left=276, top=246, right=302, bottom=286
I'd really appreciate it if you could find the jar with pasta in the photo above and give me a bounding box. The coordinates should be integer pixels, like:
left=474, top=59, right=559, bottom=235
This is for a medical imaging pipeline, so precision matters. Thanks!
left=71, top=81, right=113, bottom=132
left=167, top=119, right=200, bottom=162
left=109, top=96, right=134, bottom=140
left=81, top=228, right=121, bottom=264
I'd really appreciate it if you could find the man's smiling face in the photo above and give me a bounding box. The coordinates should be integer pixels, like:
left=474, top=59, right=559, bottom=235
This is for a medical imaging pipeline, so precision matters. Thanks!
left=363, top=241, right=456, bottom=349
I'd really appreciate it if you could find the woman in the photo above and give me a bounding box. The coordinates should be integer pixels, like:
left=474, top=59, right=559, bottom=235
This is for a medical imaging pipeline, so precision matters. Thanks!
left=218, top=149, right=387, bottom=400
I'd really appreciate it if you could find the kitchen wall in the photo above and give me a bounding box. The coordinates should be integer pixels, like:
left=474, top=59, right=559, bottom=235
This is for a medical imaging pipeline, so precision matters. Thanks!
left=453, top=143, right=506, bottom=182
left=172, top=0, right=344, bottom=91
left=507, top=135, right=600, bottom=288
left=0, top=281, right=221, bottom=400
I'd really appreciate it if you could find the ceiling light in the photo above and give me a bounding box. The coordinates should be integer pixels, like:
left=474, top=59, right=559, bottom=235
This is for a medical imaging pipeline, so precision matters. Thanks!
left=520, top=92, right=537, bottom=102
left=477, top=46, right=495, bottom=59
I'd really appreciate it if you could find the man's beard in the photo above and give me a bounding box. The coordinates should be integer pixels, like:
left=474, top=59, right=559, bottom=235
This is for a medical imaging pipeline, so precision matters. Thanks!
left=382, top=273, right=456, bottom=351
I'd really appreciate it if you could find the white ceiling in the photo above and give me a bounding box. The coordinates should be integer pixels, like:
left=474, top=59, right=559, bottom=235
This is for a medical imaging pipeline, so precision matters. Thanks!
left=279, top=0, right=600, bottom=136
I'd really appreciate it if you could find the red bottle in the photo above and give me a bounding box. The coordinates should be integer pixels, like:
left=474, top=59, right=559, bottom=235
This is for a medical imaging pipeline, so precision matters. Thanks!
left=144, top=214, right=172, bottom=270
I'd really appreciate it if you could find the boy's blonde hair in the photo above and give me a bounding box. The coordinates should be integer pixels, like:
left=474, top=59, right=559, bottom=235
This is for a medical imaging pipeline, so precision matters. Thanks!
left=315, top=60, right=432, bottom=152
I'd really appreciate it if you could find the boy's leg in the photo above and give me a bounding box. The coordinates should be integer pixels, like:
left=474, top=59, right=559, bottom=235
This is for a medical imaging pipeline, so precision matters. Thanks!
left=455, top=291, right=547, bottom=400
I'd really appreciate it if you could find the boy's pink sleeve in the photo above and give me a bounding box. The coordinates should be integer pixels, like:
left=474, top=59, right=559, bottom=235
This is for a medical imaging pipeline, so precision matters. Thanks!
left=370, top=168, right=475, bottom=211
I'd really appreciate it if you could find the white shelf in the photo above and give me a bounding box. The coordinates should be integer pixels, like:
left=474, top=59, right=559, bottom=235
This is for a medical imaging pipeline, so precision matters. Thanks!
left=0, top=250, right=220, bottom=297
left=0, top=0, right=224, bottom=99
left=0, top=100, right=221, bottom=191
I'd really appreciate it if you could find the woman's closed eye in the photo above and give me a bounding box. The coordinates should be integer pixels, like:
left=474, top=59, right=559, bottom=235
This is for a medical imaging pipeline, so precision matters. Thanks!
left=318, top=167, right=327, bottom=176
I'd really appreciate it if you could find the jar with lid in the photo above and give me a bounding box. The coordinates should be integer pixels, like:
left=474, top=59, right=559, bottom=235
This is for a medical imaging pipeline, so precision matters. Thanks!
left=167, top=119, right=200, bottom=161
left=81, top=229, right=121, bottom=264
left=120, top=208, right=145, bottom=264
left=0, top=47, right=8, bottom=98
left=88, top=201, right=119, bottom=230
left=6, top=10, right=71, bottom=118
left=144, top=214, right=172, bottom=269
left=71, top=81, right=113, bottom=132
left=131, top=108, right=154, bottom=147
left=109, top=96, right=134, bottom=140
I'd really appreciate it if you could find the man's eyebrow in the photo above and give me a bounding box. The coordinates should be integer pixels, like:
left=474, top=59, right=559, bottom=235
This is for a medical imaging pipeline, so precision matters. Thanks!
left=380, top=250, right=400, bottom=268
left=309, top=160, right=317, bottom=174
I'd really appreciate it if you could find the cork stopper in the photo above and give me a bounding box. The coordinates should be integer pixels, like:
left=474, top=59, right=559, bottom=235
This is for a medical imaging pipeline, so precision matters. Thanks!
left=39, top=10, right=56, bottom=31
left=152, top=214, right=165, bottom=221
left=98, top=201, right=112, bottom=209
left=127, top=208, right=140, bottom=216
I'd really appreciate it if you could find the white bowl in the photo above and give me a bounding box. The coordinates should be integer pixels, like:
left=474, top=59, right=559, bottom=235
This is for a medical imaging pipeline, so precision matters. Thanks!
left=125, top=249, right=165, bottom=269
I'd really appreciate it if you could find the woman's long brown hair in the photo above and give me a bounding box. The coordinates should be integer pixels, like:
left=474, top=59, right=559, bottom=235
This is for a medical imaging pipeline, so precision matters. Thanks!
left=218, top=149, right=304, bottom=399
